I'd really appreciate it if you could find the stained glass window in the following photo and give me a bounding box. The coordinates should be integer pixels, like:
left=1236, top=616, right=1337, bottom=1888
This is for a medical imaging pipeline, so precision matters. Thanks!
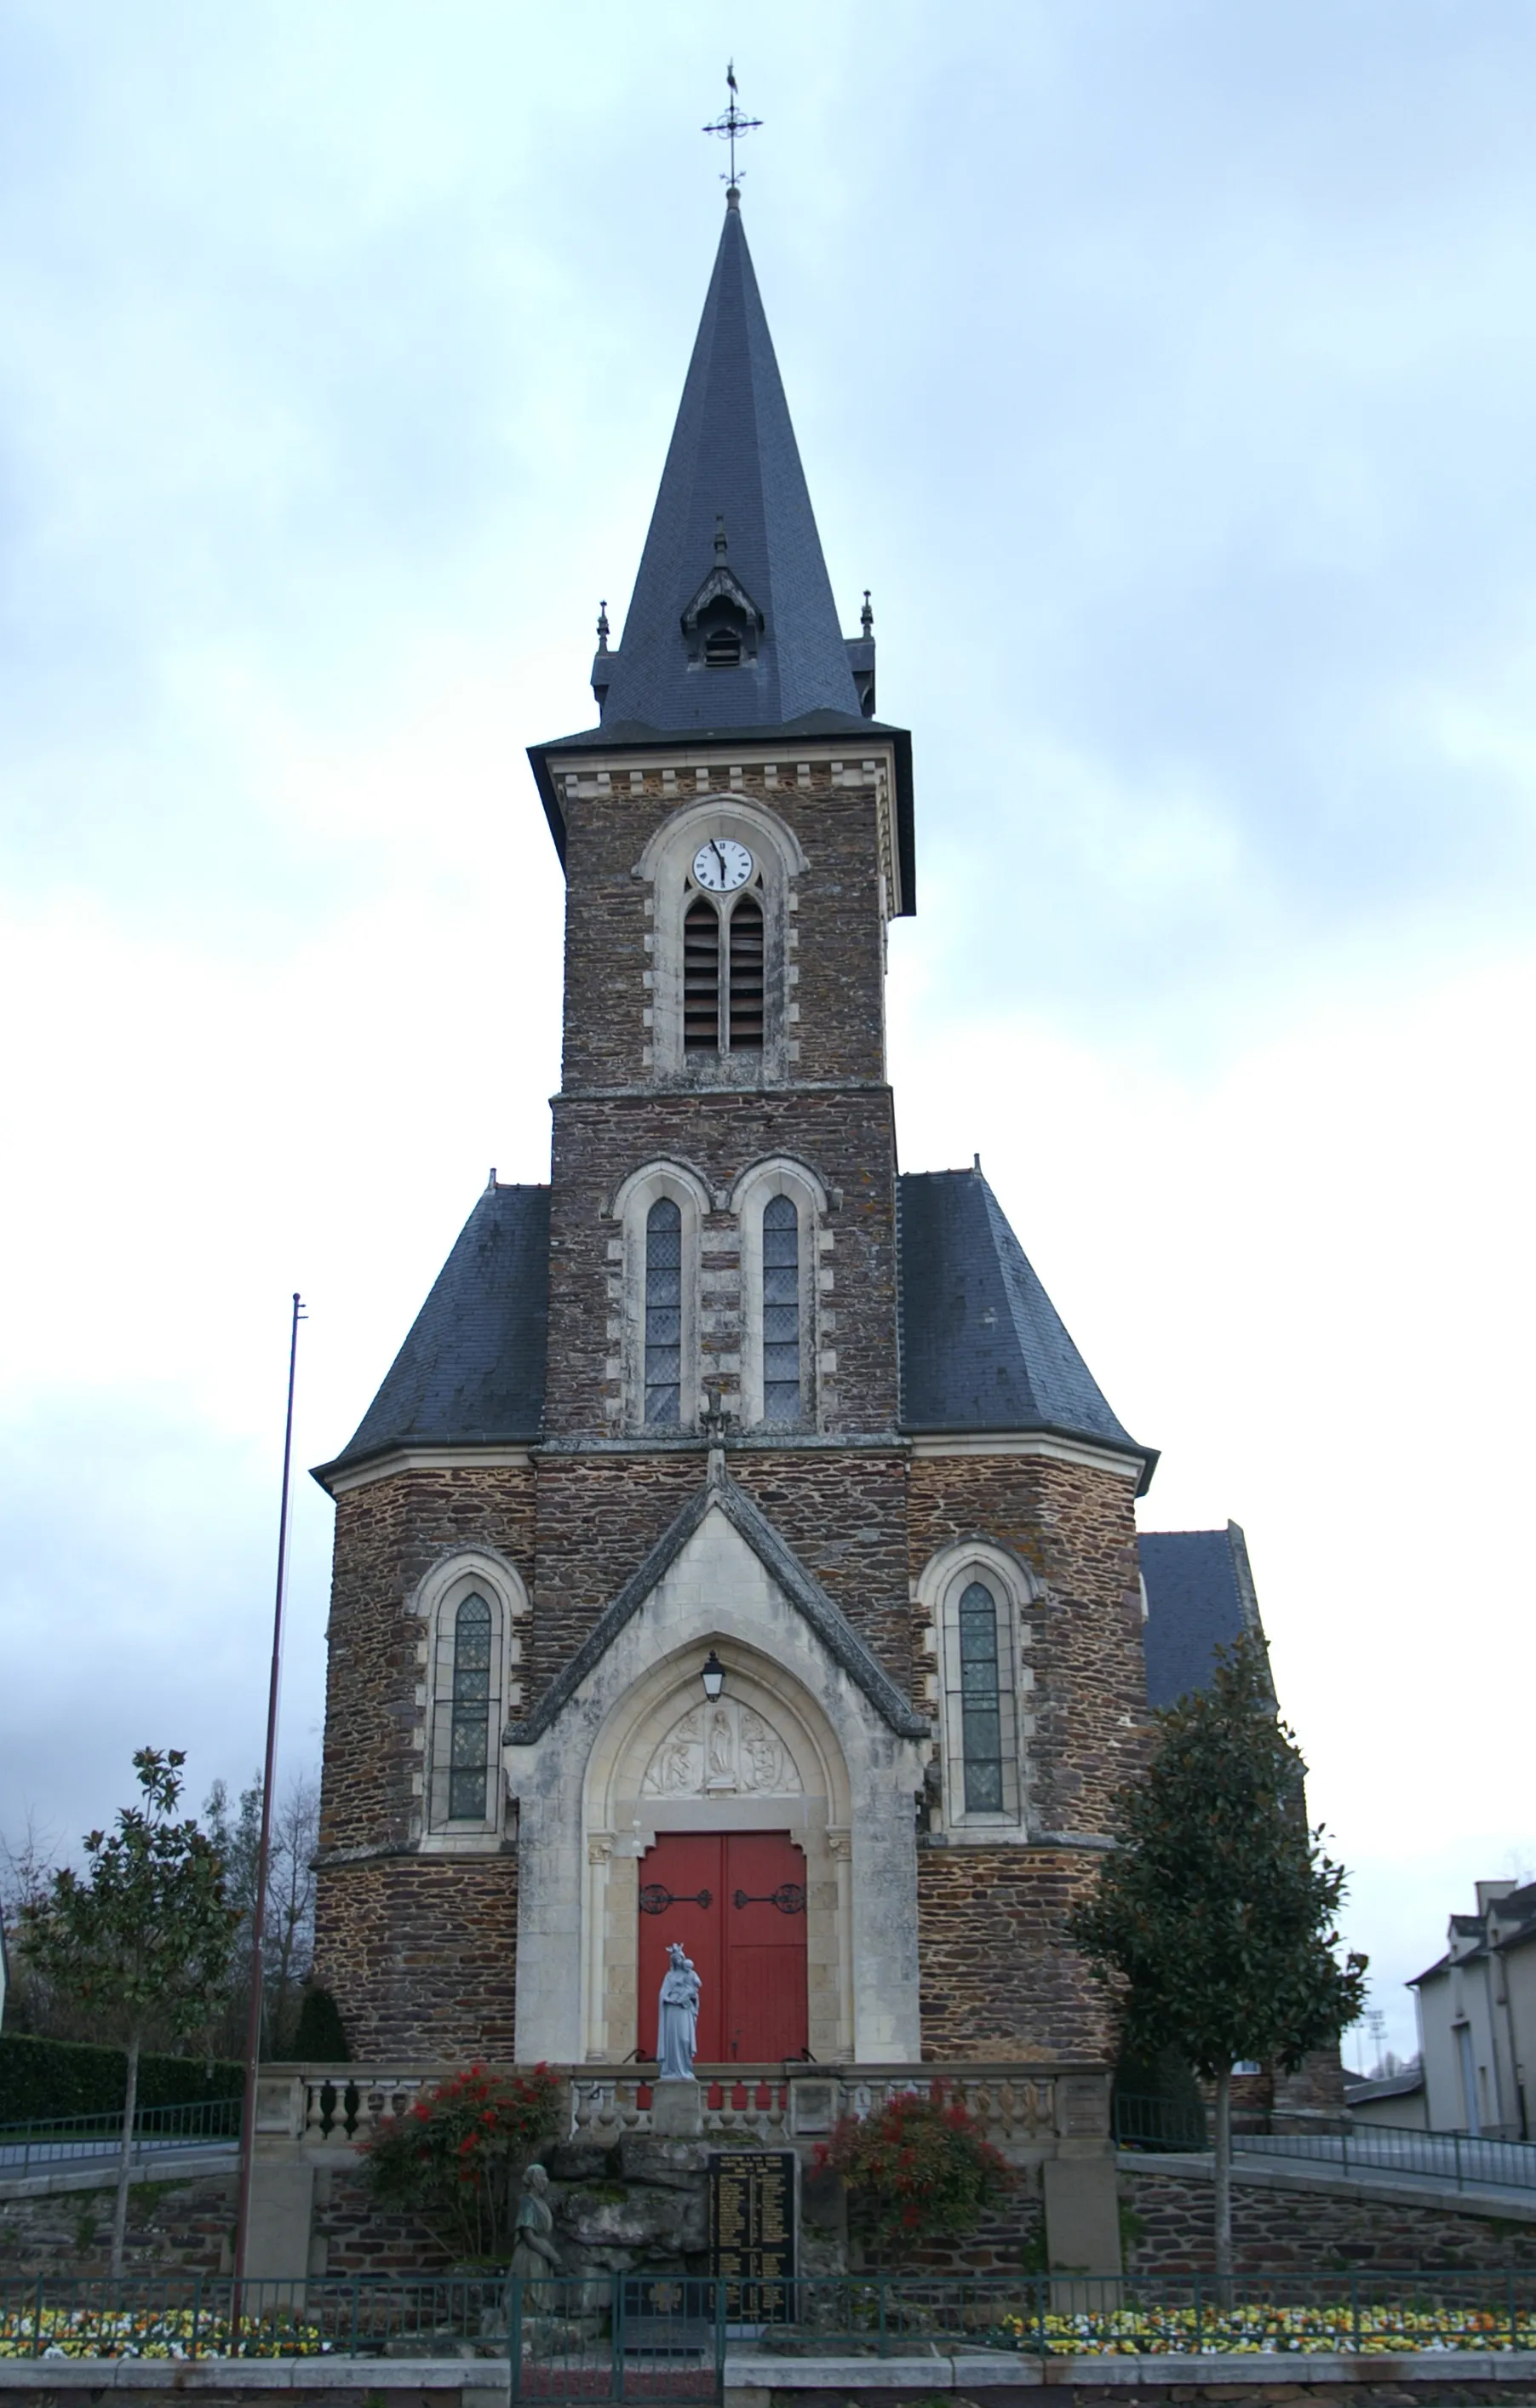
left=448, top=1594, right=492, bottom=1821
left=958, top=1580, right=1005, bottom=1813
left=645, top=1197, right=683, bottom=1425
left=762, top=1194, right=801, bottom=1423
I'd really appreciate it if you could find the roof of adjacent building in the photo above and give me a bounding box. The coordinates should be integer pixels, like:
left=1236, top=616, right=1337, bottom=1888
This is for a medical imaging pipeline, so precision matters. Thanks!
left=1344, top=2068, right=1424, bottom=2105
left=316, top=1165, right=1151, bottom=1488
left=1138, top=1523, right=1269, bottom=1710
left=896, top=1167, right=1153, bottom=1484
left=313, top=1184, right=549, bottom=1482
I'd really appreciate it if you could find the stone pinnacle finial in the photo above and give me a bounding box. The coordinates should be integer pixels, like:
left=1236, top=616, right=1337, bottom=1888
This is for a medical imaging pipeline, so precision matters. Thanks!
left=596, top=599, right=610, bottom=654
left=714, top=514, right=728, bottom=559
left=861, top=590, right=874, bottom=637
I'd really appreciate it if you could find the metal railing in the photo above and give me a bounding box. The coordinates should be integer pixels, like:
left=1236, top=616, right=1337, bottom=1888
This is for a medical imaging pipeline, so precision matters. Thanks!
left=3, top=2269, right=1535, bottom=2373
left=1112, top=2096, right=1536, bottom=2197
left=0, top=2095, right=242, bottom=2179
left=1241, top=2121, right=1536, bottom=2195
left=1113, top=2091, right=1208, bottom=2151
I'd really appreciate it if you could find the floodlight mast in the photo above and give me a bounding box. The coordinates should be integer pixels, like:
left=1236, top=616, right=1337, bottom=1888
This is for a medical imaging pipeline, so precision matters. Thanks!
left=232, top=1290, right=306, bottom=2300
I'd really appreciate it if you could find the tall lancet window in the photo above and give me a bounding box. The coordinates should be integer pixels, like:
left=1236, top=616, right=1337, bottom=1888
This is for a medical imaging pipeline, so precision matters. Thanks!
left=957, top=1580, right=1006, bottom=1812
left=448, top=1594, right=493, bottom=1820
left=726, top=895, right=765, bottom=1051
left=761, top=1194, right=801, bottom=1421
left=683, top=899, right=720, bottom=1051
left=645, top=1197, right=683, bottom=1425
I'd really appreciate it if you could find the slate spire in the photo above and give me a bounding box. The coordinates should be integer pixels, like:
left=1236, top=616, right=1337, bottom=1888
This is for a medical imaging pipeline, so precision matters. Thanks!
left=593, top=192, right=866, bottom=734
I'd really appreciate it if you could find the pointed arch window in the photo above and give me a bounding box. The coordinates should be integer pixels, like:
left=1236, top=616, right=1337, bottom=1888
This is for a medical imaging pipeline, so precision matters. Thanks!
left=448, top=1596, right=493, bottom=1820
left=762, top=1194, right=802, bottom=1421
left=683, top=892, right=765, bottom=1055
left=645, top=1197, right=683, bottom=1425
left=957, top=1581, right=1006, bottom=1812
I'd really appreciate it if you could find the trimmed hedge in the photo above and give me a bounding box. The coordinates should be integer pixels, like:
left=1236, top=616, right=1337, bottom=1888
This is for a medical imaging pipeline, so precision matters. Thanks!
left=0, top=2034, right=244, bottom=2125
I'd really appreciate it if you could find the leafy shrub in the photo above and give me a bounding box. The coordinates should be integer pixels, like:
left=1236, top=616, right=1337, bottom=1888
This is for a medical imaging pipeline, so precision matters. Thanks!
left=0, top=2034, right=243, bottom=2126
left=359, top=2064, right=562, bottom=2264
left=817, top=2082, right=1016, bottom=2262
left=281, top=1987, right=349, bottom=2063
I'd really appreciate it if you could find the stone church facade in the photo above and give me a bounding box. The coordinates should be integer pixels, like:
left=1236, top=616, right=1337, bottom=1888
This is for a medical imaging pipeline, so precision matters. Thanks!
left=310, top=189, right=1174, bottom=2087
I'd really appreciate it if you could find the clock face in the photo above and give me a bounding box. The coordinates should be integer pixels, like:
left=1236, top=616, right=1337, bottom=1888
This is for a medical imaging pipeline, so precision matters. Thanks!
left=691, top=838, right=754, bottom=893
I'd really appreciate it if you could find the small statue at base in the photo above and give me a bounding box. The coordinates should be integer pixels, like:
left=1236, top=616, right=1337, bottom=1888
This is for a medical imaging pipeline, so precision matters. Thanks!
left=507, top=2163, right=560, bottom=2313
left=656, top=1941, right=701, bottom=2081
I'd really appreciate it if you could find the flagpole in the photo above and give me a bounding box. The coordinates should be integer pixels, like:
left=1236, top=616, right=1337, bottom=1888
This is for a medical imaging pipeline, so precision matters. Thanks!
left=233, top=1292, right=305, bottom=2296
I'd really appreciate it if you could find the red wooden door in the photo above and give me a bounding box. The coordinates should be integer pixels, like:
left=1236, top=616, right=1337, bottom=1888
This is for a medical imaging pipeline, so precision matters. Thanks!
left=723, top=1832, right=809, bottom=2062
left=636, top=1832, right=807, bottom=2063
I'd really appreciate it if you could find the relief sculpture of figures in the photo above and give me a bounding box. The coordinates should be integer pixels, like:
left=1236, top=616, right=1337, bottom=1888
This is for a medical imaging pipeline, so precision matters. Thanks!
left=656, top=1941, right=701, bottom=2081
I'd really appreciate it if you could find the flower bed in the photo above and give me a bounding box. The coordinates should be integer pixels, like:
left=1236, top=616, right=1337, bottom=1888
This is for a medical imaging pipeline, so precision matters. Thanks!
left=1003, top=2302, right=1536, bottom=2354
left=0, top=2306, right=331, bottom=2359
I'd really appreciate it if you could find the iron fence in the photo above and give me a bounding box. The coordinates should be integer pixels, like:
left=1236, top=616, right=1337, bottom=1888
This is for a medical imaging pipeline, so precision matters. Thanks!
left=3, top=2268, right=1536, bottom=2379
left=1241, top=2121, right=1536, bottom=2195
left=1112, top=2090, right=1208, bottom=2151
left=0, top=2096, right=242, bottom=2178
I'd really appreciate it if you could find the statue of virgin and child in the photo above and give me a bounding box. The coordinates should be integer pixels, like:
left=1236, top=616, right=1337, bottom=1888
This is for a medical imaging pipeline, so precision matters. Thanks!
left=656, top=1941, right=701, bottom=2081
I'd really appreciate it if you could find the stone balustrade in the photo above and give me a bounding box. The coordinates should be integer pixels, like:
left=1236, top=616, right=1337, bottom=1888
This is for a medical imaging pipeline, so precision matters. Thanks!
left=255, top=2061, right=1110, bottom=2162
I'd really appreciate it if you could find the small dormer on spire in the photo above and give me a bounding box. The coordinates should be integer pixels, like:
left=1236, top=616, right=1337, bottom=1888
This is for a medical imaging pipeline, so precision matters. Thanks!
left=681, top=519, right=765, bottom=672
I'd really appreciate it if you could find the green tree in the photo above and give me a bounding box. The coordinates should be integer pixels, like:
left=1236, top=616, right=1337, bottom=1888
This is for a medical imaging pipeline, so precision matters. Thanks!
left=1069, top=1639, right=1367, bottom=2282
left=17, top=1750, right=237, bottom=2276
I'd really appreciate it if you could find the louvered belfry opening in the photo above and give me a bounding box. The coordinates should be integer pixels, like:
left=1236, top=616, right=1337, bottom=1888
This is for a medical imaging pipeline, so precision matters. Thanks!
left=726, top=894, right=765, bottom=1051
left=683, top=897, right=721, bottom=1050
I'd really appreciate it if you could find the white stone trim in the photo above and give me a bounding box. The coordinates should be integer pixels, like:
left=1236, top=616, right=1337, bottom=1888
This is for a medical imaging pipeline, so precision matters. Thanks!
left=909, top=1431, right=1145, bottom=1482
left=610, top=1161, right=710, bottom=1434
left=636, top=796, right=800, bottom=1082
left=410, top=1548, right=528, bottom=1845
left=324, top=1447, right=533, bottom=1497
left=731, top=1156, right=829, bottom=1432
left=506, top=1499, right=924, bottom=2067
left=914, top=1539, right=1038, bottom=1843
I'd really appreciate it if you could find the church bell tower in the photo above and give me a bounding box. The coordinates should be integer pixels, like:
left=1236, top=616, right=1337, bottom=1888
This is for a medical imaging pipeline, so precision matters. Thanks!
left=311, top=185, right=1155, bottom=2102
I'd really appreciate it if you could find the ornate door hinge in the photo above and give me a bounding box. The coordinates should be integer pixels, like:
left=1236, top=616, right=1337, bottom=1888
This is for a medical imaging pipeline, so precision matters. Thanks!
left=731, top=1884, right=806, bottom=1915
left=638, top=1885, right=713, bottom=1914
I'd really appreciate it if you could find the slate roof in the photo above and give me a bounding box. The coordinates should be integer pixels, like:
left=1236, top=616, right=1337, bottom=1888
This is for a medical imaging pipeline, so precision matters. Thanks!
left=593, top=194, right=863, bottom=737
left=897, top=1167, right=1155, bottom=1486
left=318, top=1165, right=1154, bottom=1489
left=525, top=193, right=917, bottom=914
left=313, top=1184, right=549, bottom=1485
left=1138, top=1523, right=1270, bottom=1709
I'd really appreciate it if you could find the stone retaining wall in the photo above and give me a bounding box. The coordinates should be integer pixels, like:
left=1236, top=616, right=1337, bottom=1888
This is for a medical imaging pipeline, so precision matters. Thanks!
left=1122, top=2165, right=1536, bottom=2274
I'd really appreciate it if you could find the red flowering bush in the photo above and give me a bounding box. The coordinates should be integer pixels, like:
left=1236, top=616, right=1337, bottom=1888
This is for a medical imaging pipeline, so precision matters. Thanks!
left=817, top=2083, right=1016, bottom=2262
left=359, top=2064, right=562, bottom=2263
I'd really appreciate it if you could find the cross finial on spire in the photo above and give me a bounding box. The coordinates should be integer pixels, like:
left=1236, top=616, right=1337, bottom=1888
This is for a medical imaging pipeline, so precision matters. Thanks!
left=702, top=60, right=761, bottom=192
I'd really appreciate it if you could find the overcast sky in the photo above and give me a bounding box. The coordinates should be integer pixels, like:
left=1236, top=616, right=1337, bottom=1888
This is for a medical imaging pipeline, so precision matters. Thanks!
left=3, top=0, right=1533, bottom=2063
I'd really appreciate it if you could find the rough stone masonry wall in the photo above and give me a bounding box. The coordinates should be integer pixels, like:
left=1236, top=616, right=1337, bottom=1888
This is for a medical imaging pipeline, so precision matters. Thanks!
left=543, top=1085, right=899, bottom=1439
left=1122, top=2167, right=1536, bottom=2274
left=313, top=1465, right=533, bottom=2059
left=557, top=761, right=889, bottom=1096
left=530, top=1447, right=912, bottom=1706
left=0, top=2174, right=232, bottom=2279
left=908, top=1453, right=1147, bottom=2061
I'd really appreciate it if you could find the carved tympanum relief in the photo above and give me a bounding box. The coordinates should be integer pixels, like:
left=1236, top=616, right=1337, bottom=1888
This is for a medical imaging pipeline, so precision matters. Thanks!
left=640, top=1700, right=803, bottom=1798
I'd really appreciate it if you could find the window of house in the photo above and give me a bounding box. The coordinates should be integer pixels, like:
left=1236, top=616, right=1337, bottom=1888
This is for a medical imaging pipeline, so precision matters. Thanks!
left=761, top=1193, right=801, bottom=1421
left=645, top=1196, right=683, bottom=1425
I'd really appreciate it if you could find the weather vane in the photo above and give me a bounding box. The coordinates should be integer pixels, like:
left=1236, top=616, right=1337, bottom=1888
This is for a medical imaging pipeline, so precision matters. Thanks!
left=702, top=61, right=762, bottom=187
